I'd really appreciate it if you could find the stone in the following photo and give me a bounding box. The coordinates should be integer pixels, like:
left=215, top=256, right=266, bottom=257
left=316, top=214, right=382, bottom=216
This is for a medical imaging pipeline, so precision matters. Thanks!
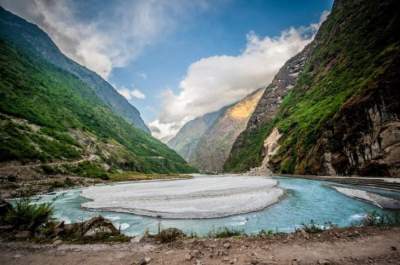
left=185, top=253, right=192, bottom=261
left=53, top=239, right=63, bottom=246
left=81, top=216, right=119, bottom=238
left=136, top=256, right=151, bottom=265
left=390, top=246, right=397, bottom=251
left=223, top=242, right=231, bottom=249
left=318, top=259, right=330, bottom=265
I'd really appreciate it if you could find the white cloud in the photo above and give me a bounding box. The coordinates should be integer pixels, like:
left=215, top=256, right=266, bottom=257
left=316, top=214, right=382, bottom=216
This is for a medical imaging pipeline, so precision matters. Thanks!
left=152, top=11, right=329, bottom=139
left=117, top=87, right=146, bottom=100
left=148, top=119, right=186, bottom=142
left=0, top=0, right=209, bottom=79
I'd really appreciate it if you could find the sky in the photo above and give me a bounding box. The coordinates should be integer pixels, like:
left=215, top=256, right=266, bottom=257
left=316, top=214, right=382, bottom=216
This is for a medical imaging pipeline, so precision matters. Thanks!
left=1, top=0, right=333, bottom=141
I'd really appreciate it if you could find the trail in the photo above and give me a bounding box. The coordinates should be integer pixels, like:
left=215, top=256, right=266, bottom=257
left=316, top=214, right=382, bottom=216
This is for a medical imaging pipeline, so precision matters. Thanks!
left=1, top=226, right=399, bottom=265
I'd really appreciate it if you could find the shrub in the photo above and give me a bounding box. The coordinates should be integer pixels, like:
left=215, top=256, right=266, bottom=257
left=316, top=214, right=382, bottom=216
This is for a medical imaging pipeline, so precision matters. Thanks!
left=299, top=220, right=324, bottom=233
left=362, top=211, right=400, bottom=227
left=5, top=198, right=53, bottom=232
left=208, top=227, right=245, bottom=238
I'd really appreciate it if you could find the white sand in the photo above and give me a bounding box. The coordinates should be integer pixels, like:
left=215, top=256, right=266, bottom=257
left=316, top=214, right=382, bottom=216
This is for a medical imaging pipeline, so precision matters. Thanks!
left=333, top=186, right=400, bottom=209
left=81, top=176, right=284, bottom=219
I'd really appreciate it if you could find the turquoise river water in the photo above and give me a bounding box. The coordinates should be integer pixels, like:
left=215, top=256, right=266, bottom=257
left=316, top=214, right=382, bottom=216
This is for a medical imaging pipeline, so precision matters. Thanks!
left=31, top=176, right=397, bottom=236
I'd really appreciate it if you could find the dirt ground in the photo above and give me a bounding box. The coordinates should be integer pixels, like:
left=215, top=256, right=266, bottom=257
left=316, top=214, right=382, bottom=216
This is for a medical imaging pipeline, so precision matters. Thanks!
left=1, top=226, right=399, bottom=265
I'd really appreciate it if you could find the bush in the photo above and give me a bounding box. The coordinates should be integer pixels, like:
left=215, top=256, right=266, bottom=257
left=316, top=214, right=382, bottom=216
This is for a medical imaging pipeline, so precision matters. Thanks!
left=208, top=227, right=245, bottom=238
left=362, top=211, right=400, bottom=227
left=5, top=198, right=53, bottom=231
left=299, top=220, right=324, bottom=233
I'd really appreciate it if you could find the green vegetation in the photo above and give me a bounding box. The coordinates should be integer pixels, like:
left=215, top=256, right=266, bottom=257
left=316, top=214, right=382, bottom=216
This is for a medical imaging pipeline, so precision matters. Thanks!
left=207, top=227, right=245, bottom=238
left=3, top=198, right=53, bottom=232
left=225, top=0, right=400, bottom=173
left=0, top=39, right=195, bottom=174
left=361, top=211, right=400, bottom=227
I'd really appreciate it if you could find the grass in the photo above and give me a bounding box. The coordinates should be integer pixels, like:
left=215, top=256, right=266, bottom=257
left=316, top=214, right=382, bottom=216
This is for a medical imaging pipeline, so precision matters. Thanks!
left=207, top=227, right=246, bottom=238
left=3, top=198, right=53, bottom=232
left=361, top=211, right=400, bottom=227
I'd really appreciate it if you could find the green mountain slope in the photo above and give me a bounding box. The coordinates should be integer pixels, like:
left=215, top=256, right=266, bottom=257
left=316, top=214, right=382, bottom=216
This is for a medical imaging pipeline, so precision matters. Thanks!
left=0, top=7, right=149, bottom=133
left=0, top=19, right=194, bottom=175
left=225, top=0, right=400, bottom=176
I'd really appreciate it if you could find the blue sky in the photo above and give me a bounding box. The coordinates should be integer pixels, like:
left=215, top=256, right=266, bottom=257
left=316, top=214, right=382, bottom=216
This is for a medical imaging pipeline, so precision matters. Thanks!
left=1, top=0, right=333, bottom=139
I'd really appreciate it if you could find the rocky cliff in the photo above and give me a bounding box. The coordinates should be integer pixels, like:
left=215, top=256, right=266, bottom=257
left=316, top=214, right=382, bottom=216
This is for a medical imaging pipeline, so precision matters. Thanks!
left=224, top=45, right=312, bottom=172
left=169, top=88, right=264, bottom=172
left=226, top=0, right=400, bottom=177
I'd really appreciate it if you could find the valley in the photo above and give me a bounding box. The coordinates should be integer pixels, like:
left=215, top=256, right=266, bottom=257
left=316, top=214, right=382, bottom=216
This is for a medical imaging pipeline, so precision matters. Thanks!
left=0, top=0, right=400, bottom=264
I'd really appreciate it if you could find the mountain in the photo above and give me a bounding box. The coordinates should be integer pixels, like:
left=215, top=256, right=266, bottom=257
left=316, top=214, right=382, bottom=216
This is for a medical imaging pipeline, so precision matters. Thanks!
left=224, top=42, right=313, bottom=173
left=169, top=88, right=264, bottom=172
left=168, top=108, right=226, bottom=163
left=0, top=8, right=194, bottom=176
left=225, top=0, right=400, bottom=177
left=0, top=7, right=149, bottom=133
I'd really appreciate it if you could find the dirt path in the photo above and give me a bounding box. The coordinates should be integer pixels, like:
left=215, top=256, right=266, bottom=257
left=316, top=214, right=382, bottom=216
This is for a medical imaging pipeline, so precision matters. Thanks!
left=1, top=227, right=399, bottom=265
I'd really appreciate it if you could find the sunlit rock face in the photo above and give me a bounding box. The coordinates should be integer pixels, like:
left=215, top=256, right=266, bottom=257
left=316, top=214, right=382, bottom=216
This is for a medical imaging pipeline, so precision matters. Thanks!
left=190, top=88, right=265, bottom=172
left=81, top=176, right=284, bottom=219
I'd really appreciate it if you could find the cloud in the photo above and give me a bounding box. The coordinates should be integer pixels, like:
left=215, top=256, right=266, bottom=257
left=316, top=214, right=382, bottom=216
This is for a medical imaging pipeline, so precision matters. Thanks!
left=0, top=0, right=209, bottom=79
left=148, top=119, right=185, bottom=142
left=116, top=87, right=146, bottom=100
left=152, top=11, right=329, bottom=140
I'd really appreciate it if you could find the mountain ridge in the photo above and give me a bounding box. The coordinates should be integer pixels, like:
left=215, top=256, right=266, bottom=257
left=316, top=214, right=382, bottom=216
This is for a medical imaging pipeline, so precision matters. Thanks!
left=0, top=6, right=150, bottom=133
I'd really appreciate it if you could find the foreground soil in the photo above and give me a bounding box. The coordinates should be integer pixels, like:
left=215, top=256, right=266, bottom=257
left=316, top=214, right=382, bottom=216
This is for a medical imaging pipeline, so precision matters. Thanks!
left=1, top=226, right=399, bottom=265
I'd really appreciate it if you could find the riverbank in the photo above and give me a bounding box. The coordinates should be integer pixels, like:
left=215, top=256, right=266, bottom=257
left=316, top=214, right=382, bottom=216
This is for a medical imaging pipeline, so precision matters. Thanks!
left=280, top=174, right=400, bottom=192
left=0, top=172, right=192, bottom=199
left=1, top=226, right=399, bottom=265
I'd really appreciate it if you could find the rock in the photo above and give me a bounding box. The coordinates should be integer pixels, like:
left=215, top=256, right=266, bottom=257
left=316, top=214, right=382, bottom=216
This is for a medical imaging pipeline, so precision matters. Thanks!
left=223, top=242, right=231, bottom=249
left=14, top=230, right=31, bottom=239
left=156, top=228, right=184, bottom=243
left=135, top=256, right=152, bottom=265
left=52, top=239, right=62, bottom=246
left=318, top=259, right=330, bottom=265
left=82, top=216, right=119, bottom=237
left=390, top=246, right=397, bottom=251
left=195, top=259, right=202, bottom=265
left=184, top=253, right=192, bottom=261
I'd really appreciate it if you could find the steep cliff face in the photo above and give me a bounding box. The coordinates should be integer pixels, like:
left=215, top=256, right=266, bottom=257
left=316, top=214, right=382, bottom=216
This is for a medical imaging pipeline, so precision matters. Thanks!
left=0, top=7, right=149, bottom=133
left=224, top=45, right=312, bottom=172
left=191, top=88, right=265, bottom=172
left=303, top=58, right=400, bottom=176
left=168, top=108, right=226, bottom=162
left=226, top=0, right=400, bottom=177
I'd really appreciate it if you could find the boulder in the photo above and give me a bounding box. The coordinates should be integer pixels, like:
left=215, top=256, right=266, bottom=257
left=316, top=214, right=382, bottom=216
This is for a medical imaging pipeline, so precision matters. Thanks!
left=156, top=228, right=184, bottom=243
left=81, top=216, right=119, bottom=237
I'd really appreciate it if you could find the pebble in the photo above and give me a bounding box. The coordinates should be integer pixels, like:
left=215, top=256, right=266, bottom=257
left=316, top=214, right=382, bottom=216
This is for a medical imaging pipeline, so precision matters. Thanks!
left=185, top=253, right=192, bottom=261
left=223, top=242, right=231, bottom=249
